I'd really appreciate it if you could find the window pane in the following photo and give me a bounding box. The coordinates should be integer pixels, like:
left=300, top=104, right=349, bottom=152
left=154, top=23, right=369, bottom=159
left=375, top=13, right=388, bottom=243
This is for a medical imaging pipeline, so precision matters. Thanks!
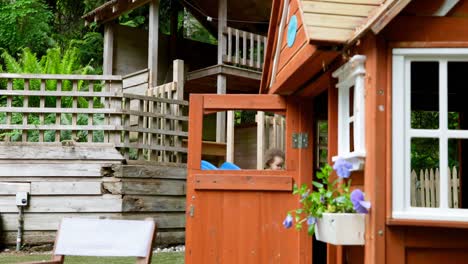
left=448, top=139, right=463, bottom=208
left=448, top=62, right=468, bottom=130
left=201, top=111, right=286, bottom=170
left=316, top=120, right=328, bottom=170
left=411, top=138, right=439, bottom=208
left=411, top=61, right=439, bottom=129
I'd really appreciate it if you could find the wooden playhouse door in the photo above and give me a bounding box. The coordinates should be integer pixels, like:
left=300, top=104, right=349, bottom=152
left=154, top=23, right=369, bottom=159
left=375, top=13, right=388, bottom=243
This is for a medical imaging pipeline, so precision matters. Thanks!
left=185, top=94, right=314, bottom=264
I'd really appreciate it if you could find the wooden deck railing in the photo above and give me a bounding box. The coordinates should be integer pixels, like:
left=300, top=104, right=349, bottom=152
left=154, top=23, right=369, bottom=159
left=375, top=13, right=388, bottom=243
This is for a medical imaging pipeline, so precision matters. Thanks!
left=0, top=72, right=188, bottom=163
left=222, top=27, right=267, bottom=71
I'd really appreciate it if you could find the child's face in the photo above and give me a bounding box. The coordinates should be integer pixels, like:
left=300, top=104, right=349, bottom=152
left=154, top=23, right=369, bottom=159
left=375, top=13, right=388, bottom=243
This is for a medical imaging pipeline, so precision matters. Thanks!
left=269, top=156, right=284, bottom=170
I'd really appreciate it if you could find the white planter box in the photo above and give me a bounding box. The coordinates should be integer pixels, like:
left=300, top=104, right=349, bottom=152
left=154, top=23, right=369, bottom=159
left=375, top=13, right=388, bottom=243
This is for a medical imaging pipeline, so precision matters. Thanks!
left=315, top=213, right=365, bottom=245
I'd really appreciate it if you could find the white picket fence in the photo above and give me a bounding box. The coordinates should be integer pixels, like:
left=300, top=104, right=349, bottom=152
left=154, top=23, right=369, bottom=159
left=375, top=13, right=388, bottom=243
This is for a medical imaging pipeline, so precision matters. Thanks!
left=411, top=167, right=460, bottom=208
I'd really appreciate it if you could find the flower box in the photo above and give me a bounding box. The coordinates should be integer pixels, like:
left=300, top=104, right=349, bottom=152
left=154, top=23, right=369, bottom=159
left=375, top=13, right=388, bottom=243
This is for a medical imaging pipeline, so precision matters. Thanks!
left=315, top=213, right=365, bottom=245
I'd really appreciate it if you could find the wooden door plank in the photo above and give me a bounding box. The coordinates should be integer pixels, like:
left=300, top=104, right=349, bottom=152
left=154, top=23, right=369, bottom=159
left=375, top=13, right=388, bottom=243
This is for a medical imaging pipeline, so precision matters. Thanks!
left=193, top=174, right=293, bottom=191
left=203, top=94, right=287, bottom=111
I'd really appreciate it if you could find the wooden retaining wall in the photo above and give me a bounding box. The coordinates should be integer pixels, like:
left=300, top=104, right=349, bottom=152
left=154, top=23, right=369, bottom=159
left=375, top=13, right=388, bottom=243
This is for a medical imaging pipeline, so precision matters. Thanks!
left=0, top=144, right=186, bottom=247
left=103, top=161, right=186, bottom=245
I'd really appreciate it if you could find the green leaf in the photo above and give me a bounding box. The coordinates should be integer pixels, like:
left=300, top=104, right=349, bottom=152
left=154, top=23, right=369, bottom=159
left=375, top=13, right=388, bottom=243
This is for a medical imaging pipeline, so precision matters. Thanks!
left=307, top=223, right=315, bottom=235
left=312, top=182, right=323, bottom=188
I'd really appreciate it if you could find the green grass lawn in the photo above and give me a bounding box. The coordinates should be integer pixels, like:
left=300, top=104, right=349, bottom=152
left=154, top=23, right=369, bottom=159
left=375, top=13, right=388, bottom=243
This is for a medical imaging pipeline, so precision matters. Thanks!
left=0, top=252, right=184, bottom=264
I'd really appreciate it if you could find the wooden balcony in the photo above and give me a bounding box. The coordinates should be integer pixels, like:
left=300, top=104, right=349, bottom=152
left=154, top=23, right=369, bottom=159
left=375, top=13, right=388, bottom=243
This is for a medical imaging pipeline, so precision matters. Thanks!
left=185, top=27, right=267, bottom=94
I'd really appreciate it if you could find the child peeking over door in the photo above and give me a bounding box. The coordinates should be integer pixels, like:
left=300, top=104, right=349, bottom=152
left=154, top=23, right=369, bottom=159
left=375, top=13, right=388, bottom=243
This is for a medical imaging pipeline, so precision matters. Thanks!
left=264, top=148, right=285, bottom=170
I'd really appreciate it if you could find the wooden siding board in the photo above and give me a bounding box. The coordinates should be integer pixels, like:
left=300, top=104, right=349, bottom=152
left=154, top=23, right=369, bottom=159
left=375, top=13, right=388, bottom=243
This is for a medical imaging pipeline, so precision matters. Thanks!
left=0, top=182, right=30, bottom=194
left=0, top=196, right=122, bottom=213
left=122, top=195, right=186, bottom=212
left=0, top=212, right=185, bottom=231
left=0, top=145, right=123, bottom=160
left=110, top=164, right=187, bottom=179
left=280, top=0, right=301, bottom=49
left=271, top=48, right=338, bottom=95
left=278, top=33, right=308, bottom=74
left=0, top=163, right=107, bottom=177
left=102, top=180, right=186, bottom=195
left=277, top=3, right=308, bottom=74
left=30, top=181, right=102, bottom=195
left=2, top=230, right=185, bottom=246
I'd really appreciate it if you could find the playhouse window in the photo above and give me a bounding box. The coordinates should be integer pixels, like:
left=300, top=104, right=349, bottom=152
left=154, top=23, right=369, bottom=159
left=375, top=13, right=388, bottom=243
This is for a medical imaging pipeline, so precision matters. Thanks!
left=332, top=55, right=366, bottom=171
left=393, top=48, right=468, bottom=221
left=201, top=110, right=286, bottom=170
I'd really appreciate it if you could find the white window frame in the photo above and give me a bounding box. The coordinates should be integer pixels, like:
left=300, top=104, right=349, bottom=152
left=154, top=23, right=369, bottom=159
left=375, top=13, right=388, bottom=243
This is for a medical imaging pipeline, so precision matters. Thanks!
left=332, top=55, right=366, bottom=171
left=392, top=48, right=468, bottom=221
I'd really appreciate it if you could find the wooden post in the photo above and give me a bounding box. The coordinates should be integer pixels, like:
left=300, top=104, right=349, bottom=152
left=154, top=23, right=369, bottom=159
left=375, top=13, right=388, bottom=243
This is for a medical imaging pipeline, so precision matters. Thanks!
left=173, top=60, right=184, bottom=100
left=226, top=110, right=235, bottom=163
left=111, top=81, right=122, bottom=145
left=148, top=0, right=159, bottom=88
left=257, top=111, right=265, bottom=169
left=170, top=0, right=181, bottom=61
left=174, top=60, right=184, bottom=162
left=103, top=23, right=114, bottom=75
left=216, top=0, right=227, bottom=143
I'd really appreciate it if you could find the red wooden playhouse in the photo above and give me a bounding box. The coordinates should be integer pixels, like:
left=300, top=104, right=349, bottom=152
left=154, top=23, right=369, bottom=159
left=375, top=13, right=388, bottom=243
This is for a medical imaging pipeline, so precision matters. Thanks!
left=185, top=1, right=468, bottom=263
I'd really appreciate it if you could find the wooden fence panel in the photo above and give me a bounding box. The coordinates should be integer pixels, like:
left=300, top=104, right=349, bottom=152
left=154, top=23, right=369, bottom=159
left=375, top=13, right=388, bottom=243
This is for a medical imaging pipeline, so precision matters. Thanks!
left=0, top=74, right=122, bottom=144
left=0, top=69, right=188, bottom=164
left=411, top=167, right=460, bottom=208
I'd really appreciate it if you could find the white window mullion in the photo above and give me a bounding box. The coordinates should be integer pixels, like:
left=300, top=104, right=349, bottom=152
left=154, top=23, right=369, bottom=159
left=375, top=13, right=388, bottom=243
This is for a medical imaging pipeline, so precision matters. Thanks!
left=439, top=60, right=449, bottom=209
left=447, top=130, right=468, bottom=138
left=409, top=129, right=441, bottom=138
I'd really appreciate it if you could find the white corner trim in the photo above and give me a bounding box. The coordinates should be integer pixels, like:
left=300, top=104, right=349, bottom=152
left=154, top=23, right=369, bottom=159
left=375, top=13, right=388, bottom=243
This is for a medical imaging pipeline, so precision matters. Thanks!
left=433, top=0, right=459, bottom=17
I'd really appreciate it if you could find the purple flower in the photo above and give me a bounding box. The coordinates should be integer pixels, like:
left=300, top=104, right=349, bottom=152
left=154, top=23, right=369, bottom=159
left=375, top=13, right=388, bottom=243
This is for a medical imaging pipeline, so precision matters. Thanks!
left=320, top=195, right=325, bottom=204
left=283, top=215, right=293, bottom=229
left=307, top=216, right=316, bottom=226
left=301, top=191, right=310, bottom=201
left=351, top=189, right=371, bottom=214
left=333, top=158, right=353, bottom=178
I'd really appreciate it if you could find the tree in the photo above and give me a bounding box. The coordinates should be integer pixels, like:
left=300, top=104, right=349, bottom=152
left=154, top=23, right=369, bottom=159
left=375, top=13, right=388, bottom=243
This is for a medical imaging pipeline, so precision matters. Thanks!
left=0, top=0, right=54, bottom=56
